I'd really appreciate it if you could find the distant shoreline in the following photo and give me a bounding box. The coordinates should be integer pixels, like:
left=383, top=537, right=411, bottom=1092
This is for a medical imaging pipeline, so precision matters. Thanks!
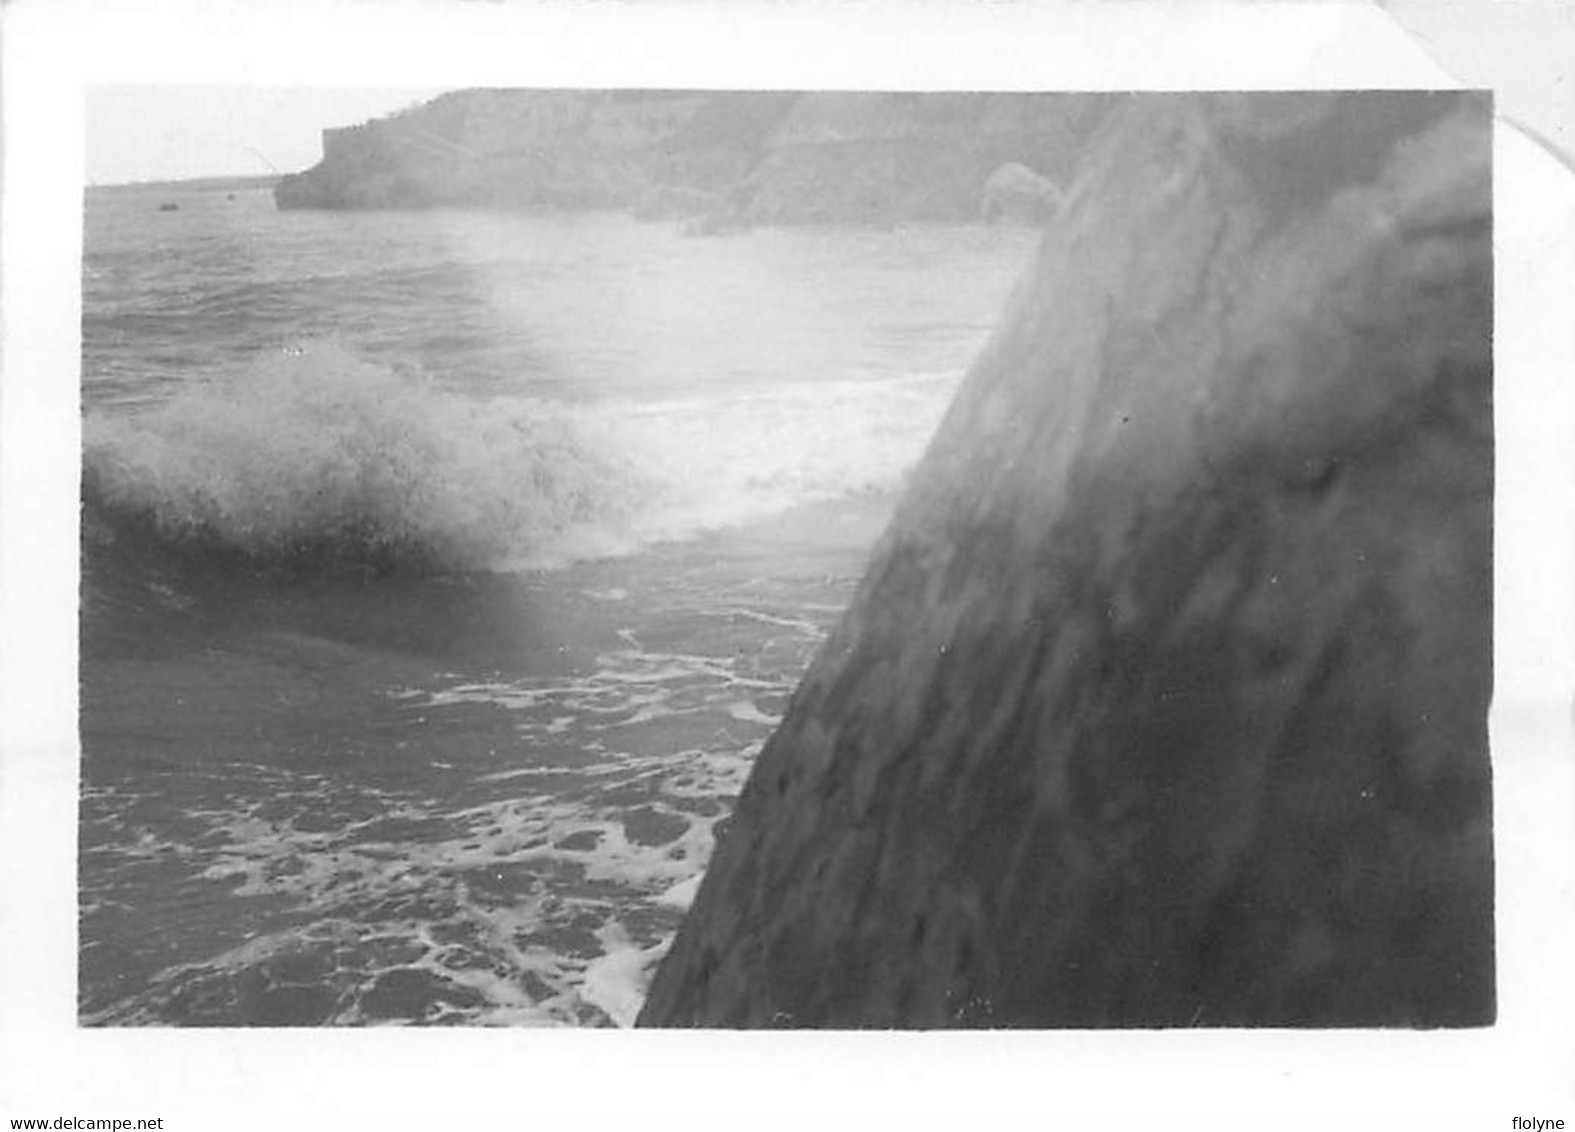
left=272, top=91, right=1101, bottom=227
left=88, top=173, right=280, bottom=195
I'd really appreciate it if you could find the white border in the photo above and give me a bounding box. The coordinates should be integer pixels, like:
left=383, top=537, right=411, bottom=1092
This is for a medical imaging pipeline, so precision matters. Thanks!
left=3, top=2, right=1572, bottom=1127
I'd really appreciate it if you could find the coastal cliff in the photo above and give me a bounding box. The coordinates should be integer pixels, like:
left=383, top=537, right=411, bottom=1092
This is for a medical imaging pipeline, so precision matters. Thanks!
left=273, top=91, right=1112, bottom=224
left=638, top=92, right=1494, bottom=1028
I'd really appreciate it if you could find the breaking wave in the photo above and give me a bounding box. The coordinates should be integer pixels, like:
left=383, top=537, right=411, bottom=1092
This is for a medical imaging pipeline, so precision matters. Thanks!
left=83, top=344, right=957, bottom=573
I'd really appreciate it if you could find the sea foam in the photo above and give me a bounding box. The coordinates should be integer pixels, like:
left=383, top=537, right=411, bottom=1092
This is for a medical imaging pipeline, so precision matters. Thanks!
left=83, top=343, right=957, bottom=572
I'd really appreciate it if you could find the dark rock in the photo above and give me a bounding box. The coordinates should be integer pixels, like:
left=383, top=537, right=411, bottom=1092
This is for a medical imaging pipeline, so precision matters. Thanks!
left=639, top=92, right=1493, bottom=1029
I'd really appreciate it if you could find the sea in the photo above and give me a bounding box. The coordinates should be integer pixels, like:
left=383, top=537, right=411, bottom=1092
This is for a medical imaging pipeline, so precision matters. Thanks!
left=79, top=183, right=1037, bottom=1026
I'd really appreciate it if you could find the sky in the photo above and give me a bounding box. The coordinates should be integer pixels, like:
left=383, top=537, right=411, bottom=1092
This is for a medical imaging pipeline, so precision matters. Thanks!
left=86, top=86, right=454, bottom=185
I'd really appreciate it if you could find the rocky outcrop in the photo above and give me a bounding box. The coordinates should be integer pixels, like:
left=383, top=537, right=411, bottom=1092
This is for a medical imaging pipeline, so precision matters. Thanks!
left=980, top=162, right=1061, bottom=224
left=638, top=92, right=1494, bottom=1028
left=275, top=91, right=717, bottom=210
left=738, top=93, right=1112, bottom=226
left=275, top=90, right=789, bottom=211
left=274, top=90, right=1114, bottom=226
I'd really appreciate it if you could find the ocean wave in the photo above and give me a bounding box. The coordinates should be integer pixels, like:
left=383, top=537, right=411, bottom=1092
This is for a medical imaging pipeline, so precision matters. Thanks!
left=83, top=344, right=956, bottom=573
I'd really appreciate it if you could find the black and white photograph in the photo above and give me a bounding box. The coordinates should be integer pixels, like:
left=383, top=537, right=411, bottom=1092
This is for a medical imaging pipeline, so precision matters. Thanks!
left=76, top=85, right=1495, bottom=1030
left=2, top=0, right=1573, bottom=1126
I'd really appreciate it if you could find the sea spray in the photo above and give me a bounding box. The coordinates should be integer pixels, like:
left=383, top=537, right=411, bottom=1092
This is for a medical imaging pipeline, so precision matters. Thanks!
left=83, top=346, right=644, bottom=572
left=83, top=342, right=960, bottom=573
